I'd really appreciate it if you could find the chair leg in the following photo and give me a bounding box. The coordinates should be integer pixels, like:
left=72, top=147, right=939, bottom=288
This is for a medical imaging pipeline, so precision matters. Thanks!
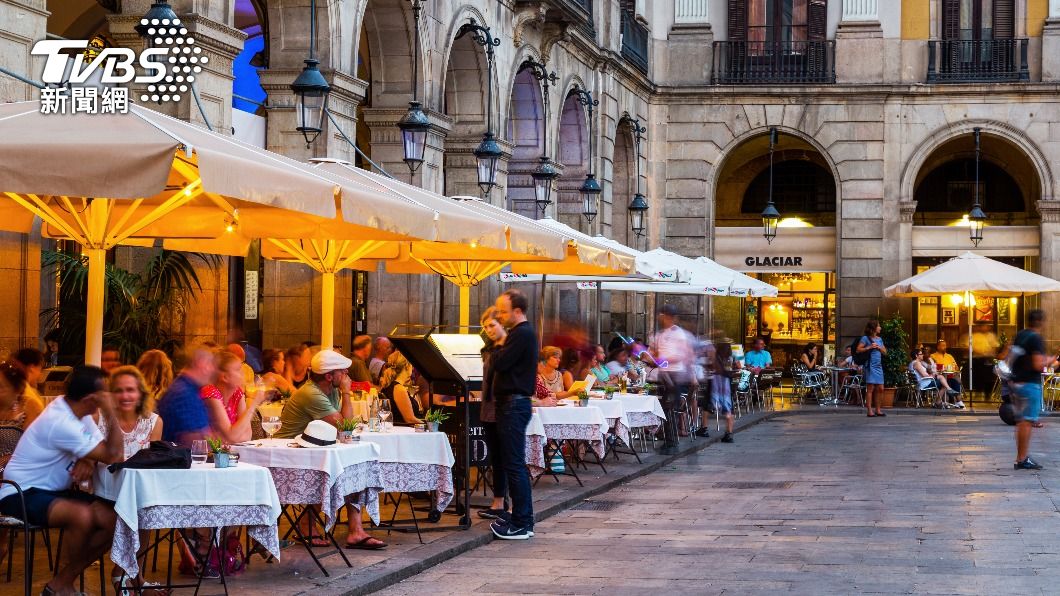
left=27, top=529, right=34, bottom=596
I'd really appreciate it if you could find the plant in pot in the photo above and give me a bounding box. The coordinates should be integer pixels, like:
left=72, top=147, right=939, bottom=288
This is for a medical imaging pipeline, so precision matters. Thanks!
left=423, top=409, right=450, bottom=432
left=207, top=437, right=232, bottom=468
left=603, top=386, right=616, bottom=400
left=577, top=390, right=590, bottom=407
left=337, top=417, right=362, bottom=443
left=880, top=311, right=911, bottom=408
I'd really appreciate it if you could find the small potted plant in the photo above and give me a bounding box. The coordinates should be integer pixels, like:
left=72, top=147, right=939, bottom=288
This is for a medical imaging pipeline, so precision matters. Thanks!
left=207, top=437, right=232, bottom=468
left=337, top=417, right=362, bottom=443
left=423, top=409, right=450, bottom=432
left=577, top=390, right=589, bottom=407
left=603, top=386, right=617, bottom=400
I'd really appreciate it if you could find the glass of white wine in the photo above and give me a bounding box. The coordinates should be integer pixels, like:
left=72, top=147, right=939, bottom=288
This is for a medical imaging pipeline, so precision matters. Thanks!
left=377, top=399, right=392, bottom=433
left=261, top=416, right=281, bottom=438
left=191, top=440, right=208, bottom=464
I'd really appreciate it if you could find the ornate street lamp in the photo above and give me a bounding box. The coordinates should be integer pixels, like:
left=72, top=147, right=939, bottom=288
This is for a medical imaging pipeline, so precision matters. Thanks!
left=621, top=113, right=649, bottom=239
left=290, top=0, right=330, bottom=147
left=571, top=85, right=601, bottom=224
left=456, top=19, right=502, bottom=198
left=969, top=127, right=987, bottom=247
left=135, top=2, right=179, bottom=40
left=397, top=0, right=430, bottom=172
left=522, top=59, right=560, bottom=216
left=762, top=127, right=780, bottom=244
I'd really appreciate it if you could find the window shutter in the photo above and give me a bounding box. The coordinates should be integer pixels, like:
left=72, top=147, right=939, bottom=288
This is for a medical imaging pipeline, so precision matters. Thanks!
left=942, top=0, right=959, bottom=40
left=808, top=0, right=827, bottom=40
left=728, top=0, right=746, bottom=40
left=993, top=0, right=1014, bottom=39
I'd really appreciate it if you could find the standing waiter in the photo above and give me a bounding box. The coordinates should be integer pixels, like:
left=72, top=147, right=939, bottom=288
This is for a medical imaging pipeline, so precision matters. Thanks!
left=651, top=304, right=696, bottom=455
left=488, top=289, right=538, bottom=540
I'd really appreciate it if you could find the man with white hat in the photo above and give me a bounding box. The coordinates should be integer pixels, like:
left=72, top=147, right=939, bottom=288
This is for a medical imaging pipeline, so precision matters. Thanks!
left=275, top=349, right=387, bottom=550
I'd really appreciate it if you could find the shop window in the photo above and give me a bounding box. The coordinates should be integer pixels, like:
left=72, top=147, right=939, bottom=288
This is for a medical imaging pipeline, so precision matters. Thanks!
left=741, top=160, right=836, bottom=222
left=914, top=159, right=1025, bottom=224
left=352, top=271, right=368, bottom=336
left=736, top=272, right=836, bottom=372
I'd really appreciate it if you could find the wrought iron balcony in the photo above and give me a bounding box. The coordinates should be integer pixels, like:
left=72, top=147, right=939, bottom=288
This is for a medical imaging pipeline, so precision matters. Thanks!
left=927, top=39, right=1029, bottom=83
left=712, top=40, right=835, bottom=85
left=514, top=0, right=593, bottom=30
left=621, top=9, right=649, bottom=74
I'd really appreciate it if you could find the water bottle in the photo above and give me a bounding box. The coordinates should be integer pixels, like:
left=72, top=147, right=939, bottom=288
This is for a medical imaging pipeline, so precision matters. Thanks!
left=368, top=400, right=380, bottom=432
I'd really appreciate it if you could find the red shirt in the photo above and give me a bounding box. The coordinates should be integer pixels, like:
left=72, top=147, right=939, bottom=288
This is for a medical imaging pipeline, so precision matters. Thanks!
left=200, top=385, right=244, bottom=425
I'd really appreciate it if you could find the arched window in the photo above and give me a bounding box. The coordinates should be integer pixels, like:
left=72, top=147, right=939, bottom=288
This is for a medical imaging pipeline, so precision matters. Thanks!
left=913, top=159, right=1026, bottom=225
left=741, top=159, right=835, bottom=217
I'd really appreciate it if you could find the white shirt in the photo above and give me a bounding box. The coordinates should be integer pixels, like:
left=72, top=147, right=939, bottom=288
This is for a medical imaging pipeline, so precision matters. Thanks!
left=652, top=325, right=695, bottom=373
left=0, top=398, right=103, bottom=499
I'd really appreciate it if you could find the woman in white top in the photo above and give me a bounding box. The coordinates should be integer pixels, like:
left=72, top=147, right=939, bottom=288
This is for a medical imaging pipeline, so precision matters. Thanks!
left=95, top=365, right=164, bottom=595
left=908, top=348, right=956, bottom=408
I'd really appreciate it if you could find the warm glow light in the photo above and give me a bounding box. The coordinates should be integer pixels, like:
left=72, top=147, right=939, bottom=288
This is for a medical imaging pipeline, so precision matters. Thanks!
left=777, top=217, right=813, bottom=228
left=469, top=241, right=478, bottom=249
left=950, top=214, right=988, bottom=229
left=950, top=293, right=964, bottom=306
left=1010, top=296, right=1019, bottom=305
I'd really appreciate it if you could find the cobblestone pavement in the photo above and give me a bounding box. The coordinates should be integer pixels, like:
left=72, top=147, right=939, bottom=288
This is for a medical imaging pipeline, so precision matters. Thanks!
left=378, top=413, right=1060, bottom=595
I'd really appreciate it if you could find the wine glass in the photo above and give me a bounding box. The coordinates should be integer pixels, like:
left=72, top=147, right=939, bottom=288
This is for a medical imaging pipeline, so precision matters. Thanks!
left=261, top=416, right=281, bottom=438
left=377, top=399, right=392, bottom=432
left=191, top=440, right=208, bottom=464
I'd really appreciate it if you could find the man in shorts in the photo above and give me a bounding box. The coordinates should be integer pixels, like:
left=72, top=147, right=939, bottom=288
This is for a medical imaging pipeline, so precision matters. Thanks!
left=1011, top=310, right=1053, bottom=470
left=0, top=365, right=124, bottom=596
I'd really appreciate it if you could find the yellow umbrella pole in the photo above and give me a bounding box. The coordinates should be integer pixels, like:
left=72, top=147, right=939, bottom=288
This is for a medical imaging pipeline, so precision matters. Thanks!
left=321, top=271, right=336, bottom=350
left=84, top=247, right=106, bottom=367
left=459, top=285, right=471, bottom=331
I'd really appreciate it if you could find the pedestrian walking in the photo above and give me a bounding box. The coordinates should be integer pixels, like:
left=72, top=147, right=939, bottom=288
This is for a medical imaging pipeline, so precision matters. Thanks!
left=857, top=320, right=887, bottom=417
left=488, top=289, right=539, bottom=540
left=651, top=304, right=695, bottom=455
left=1011, top=309, right=1053, bottom=470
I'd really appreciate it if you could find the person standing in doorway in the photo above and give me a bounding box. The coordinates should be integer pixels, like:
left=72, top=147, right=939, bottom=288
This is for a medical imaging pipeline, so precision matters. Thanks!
left=488, top=289, right=538, bottom=540
left=857, top=320, right=887, bottom=417
left=1012, top=309, right=1052, bottom=470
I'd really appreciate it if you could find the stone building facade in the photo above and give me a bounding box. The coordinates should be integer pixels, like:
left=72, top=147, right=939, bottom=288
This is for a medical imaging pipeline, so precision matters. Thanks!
left=2, top=0, right=1060, bottom=370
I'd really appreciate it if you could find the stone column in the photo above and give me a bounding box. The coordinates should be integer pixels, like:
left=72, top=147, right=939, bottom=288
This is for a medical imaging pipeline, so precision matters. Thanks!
left=1038, top=201, right=1060, bottom=340
left=360, top=106, right=452, bottom=195
left=1043, top=0, right=1060, bottom=81
left=665, top=0, right=713, bottom=85
left=835, top=0, right=884, bottom=83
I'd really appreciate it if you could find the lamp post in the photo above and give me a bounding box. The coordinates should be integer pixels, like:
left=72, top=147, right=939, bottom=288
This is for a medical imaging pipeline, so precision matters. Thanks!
left=396, top=0, right=430, bottom=173
left=456, top=19, right=502, bottom=198
left=135, top=2, right=179, bottom=41
left=522, top=59, right=560, bottom=217
left=290, top=0, right=331, bottom=147
left=762, top=127, right=780, bottom=244
left=969, top=127, right=986, bottom=247
left=621, top=113, right=649, bottom=240
left=571, top=85, right=601, bottom=224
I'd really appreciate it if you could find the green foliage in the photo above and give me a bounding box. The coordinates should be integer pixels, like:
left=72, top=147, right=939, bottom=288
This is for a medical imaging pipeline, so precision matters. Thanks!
left=423, top=408, right=450, bottom=424
left=206, top=437, right=229, bottom=454
left=41, top=248, right=220, bottom=364
left=880, top=312, right=911, bottom=388
left=337, top=417, right=362, bottom=432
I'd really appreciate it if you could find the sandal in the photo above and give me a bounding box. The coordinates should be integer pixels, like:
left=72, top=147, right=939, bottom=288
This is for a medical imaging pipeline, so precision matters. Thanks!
left=296, top=535, right=331, bottom=547
left=876, top=411, right=886, bottom=417
left=344, top=536, right=387, bottom=550
left=1032, top=421, right=1045, bottom=428
left=866, top=413, right=876, bottom=417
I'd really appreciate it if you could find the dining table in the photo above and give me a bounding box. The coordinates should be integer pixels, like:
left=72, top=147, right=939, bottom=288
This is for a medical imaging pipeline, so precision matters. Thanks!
left=359, top=426, right=456, bottom=512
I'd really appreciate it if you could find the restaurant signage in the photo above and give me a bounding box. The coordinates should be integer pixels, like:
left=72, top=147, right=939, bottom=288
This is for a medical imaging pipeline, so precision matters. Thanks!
left=744, top=256, right=804, bottom=268
left=715, top=227, right=836, bottom=273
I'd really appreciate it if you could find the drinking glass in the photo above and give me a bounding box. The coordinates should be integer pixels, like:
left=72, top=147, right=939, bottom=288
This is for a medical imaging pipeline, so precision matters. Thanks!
left=377, top=399, right=392, bottom=432
left=261, top=416, right=281, bottom=438
left=191, top=440, right=208, bottom=464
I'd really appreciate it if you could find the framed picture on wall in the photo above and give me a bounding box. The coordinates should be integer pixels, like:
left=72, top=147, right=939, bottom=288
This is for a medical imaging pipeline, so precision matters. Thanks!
left=974, top=296, right=994, bottom=323
left=941, top=308, right=955, bottom=325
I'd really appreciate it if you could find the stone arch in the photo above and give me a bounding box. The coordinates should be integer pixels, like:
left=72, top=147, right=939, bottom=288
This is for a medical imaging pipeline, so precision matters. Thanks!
left=899, top=120, right=1054, bottom=205
left=610, top=116, right=637, bottom=247
left=355, top=0, right=424, bottom=108
left=504, top=66, right=546, bottom=218
left=555, top=86, right=589, bottom=229
left=438, top=6, right=495, bottom=137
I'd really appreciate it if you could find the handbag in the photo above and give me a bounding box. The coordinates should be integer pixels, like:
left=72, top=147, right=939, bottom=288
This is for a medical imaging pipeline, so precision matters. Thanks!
left=108, top=440, right=191, bottom=473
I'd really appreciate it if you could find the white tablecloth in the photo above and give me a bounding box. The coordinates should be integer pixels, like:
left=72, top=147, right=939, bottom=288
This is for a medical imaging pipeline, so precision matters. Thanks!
left=612, top=393, right=666, bottom=430
left=95, top=462, right=282, bottom=577
left=360, top=427, right=455, bottom=511
left=558, top=399, right=630, bottom=445
left=235, top=440, right=382, bottom=530
left=533, top=405, right=609, bottom=458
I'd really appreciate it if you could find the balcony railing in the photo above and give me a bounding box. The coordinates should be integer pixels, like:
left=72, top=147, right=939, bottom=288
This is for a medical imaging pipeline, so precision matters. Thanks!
left=621, top=9, right=649, bottom=74
left=927, top=39, right=1029, bottom=83
left=712, top=40, right=835, bottom=85
left=515, top=0, right=593, bottom=30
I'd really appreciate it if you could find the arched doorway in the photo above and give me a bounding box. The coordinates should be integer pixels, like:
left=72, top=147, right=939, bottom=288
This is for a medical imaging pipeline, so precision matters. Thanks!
left=232, top=0, right=267, bottom=147
left=505, top=67, right=546, bottom=219
left=909, top=131, right=1042, bottom=390
left=712, top=130, right=839, bottom=370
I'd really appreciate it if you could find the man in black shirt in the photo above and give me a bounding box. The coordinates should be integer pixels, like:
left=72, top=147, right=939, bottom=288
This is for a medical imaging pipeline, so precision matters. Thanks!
left=489, top=289, right=538, bottom=540
left=1012, top=309, right=1054, bottom=470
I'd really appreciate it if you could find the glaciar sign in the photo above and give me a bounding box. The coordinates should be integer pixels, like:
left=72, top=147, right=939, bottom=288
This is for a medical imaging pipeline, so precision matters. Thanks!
left=745, top=256, right=804, bottom=267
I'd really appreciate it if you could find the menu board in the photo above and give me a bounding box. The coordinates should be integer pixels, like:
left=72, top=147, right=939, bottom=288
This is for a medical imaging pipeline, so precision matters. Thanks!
left=428, top=333, right=485, bottom=382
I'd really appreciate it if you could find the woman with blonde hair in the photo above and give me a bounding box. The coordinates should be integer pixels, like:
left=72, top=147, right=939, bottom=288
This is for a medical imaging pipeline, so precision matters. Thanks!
left=536, top=346, right=572, bottom=403
left=200, top=351, right=266, bottom=443
left=136, top=349, right=174, bottom=408
left=379, top=351, right=424, bottom=426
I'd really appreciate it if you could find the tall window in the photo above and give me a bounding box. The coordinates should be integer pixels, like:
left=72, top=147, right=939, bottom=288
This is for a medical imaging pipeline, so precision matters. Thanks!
left=943, top=0, right=1014, bottom=40
left=731, top=0, right=827, bottom=46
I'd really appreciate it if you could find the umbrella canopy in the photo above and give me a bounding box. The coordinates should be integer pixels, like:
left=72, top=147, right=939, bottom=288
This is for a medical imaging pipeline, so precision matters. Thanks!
left=505, top=217, right=638, bottom=277
left=0, top=101, right=439, bottom=362
left=883, top=252, right=1060, bottom=297
left=600, top=249, right=779, bottom=297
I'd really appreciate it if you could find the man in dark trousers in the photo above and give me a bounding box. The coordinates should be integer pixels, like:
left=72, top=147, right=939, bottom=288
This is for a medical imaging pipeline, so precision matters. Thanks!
left=1012, top=309, right=1054, bottom=470
left=488, top=289, right=538, bottom=540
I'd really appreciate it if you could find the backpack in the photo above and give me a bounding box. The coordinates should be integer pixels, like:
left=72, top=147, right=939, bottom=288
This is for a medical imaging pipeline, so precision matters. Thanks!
left=850, top=337, right=871, bottom=366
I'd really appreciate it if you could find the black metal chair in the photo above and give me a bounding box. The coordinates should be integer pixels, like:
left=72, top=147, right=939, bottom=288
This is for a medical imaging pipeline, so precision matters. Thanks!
left=0, top=479, right=44, bottom=596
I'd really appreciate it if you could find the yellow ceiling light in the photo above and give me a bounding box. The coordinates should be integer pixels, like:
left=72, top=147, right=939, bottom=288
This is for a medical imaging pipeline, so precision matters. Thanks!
left=777, top=217, right=812, bottom=228
left=950, top=293, right=964, bottom=306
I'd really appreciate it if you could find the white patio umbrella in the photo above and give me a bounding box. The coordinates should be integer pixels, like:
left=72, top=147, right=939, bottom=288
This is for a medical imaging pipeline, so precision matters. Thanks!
left=599, top=249, right=779, bottom=297
left=883, top=251, right=1060, bottom=391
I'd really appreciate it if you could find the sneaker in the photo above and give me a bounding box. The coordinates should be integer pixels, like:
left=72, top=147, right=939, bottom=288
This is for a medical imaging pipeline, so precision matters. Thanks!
left=694, top=428, right=710, bottom=438
left=490, top=519, right=531, bottom=540
left=477, top=508, right=508, bottom=520
left=1015, top=458, right=1044, bottom=470
left=721, top=433, right=734, bottom=443
left=955, top=401, right=965, bottom=409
